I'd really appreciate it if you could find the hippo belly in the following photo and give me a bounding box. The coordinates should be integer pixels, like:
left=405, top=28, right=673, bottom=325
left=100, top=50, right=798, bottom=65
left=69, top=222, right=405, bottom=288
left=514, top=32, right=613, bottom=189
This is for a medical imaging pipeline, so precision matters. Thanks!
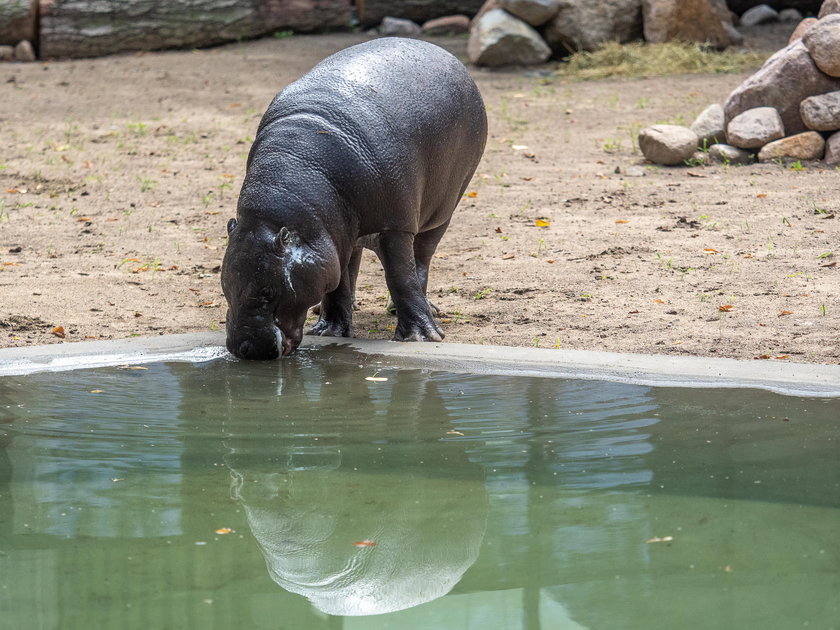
left=221, top=37, right=488, bottom=360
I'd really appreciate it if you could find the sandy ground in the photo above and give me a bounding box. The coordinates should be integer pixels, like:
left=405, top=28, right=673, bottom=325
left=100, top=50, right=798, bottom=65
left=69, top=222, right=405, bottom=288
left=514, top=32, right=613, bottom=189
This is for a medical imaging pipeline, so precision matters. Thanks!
left=1, top=27, right=838, bottom=364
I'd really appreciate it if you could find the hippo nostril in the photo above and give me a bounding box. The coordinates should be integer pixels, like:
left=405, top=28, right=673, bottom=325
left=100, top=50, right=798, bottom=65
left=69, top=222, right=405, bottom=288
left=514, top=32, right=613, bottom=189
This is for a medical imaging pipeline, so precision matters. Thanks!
left=238, top=340, right=253, bottom=359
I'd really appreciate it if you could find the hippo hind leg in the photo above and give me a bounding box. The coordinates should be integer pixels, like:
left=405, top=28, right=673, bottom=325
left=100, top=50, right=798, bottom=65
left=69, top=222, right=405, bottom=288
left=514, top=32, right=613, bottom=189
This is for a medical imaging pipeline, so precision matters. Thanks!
left=308, top=246, right=362, bottom=338
left=378, top=227, right=446, bottom=343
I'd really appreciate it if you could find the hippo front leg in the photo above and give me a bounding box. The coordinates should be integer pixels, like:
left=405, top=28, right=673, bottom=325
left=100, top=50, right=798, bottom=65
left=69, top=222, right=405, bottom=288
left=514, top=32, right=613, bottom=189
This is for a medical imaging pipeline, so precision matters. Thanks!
left=307, top=248, right=360, bottom=338
left=378, top=231, right=444, bottom=343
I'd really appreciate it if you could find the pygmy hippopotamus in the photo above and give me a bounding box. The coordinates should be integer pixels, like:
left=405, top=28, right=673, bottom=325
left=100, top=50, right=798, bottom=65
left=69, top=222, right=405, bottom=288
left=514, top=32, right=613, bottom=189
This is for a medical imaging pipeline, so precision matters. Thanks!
left=221, top=37, right=487, bottom=359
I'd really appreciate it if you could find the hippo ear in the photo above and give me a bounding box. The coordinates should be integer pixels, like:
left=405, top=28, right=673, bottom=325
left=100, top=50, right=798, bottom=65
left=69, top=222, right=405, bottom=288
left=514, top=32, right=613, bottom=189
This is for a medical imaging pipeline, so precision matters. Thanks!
left=227, top=218, right=238, bottom=235
left=276, top=226, right=293, bottom=252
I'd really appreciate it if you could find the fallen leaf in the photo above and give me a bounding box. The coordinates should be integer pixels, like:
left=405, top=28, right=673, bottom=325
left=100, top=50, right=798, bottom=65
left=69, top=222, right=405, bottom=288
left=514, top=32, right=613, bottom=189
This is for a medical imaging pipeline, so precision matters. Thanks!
left=756, top=193, right=767, bottom=198
left=774, top=355, right=790, bottom=360
left=446, top=430, right=465, bottom=436
left=535, top=219, right=551, bottom=227
left=467, top=191, right=478, bottom=198
left=822, top=261, right=837, bottom=268
left=215, top=528, right=233, bottom=535
left=718, top=305, right=733, bottom=312
left=501, top=253, right=515, bottom=260
left=52, top=326, right=66, bottom=338
left=89, top=389, right=104, bottom=394
left=494, top=227, right=503, bottom=233
left=511, top=144, right=528, bottom=150
left=77, top=216, right=91, bottom=222
left=755, top=354, right=771, bottom=360
left=654, top=299, right=666, bottom=304
left=778, top=310, right=793, bottom=317
left=615, top=219, right=629, bottom=224
left=134, top=312, right=142, bottom=318
left=686, top=171, right=706, bottom=178
left=646, top=536, right=674, bottom=543
left=352, top=540, right=377, bottom=548
left=704, top=248, right=719, bottom=254
left=365, top=376, right=388, bottom=382
left=546, top=259, right=556, bottom=263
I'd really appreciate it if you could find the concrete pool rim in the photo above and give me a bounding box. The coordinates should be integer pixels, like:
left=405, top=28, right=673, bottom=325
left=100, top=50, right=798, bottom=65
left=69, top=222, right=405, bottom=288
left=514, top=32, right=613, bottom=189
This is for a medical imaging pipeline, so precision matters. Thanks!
left=0, top=332, right=838, bottom=398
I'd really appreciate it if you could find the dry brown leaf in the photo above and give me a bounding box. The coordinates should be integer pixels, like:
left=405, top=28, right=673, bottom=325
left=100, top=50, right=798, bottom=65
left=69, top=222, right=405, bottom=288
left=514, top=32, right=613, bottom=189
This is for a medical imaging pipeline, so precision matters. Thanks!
left=51, top=326, right=66, bottom=338
left=535, top=219, right=551, bottom=227
left=719, top=305, right=733, bottom=312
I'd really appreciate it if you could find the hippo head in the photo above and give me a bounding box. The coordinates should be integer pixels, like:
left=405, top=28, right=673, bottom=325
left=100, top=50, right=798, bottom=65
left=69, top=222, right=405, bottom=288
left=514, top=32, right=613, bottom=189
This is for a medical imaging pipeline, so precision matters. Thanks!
left=222, top=217, right=337, bottom=360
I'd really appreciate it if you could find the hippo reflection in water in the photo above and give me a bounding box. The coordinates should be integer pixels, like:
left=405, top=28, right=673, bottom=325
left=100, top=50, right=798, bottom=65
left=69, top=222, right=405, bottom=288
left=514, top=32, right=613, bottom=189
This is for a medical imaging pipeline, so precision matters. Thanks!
left=227, top=446, right=488, bottom=615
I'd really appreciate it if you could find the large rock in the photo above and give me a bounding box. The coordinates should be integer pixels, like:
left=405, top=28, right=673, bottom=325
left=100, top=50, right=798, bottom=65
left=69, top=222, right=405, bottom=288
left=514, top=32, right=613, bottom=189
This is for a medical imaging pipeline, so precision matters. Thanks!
left=819, top=0, right=840, bottom=17
left=544, top=0, right=642, bottom=53
left=422, top=14, right=471, bottom=34
left=800, top=90, right=840, bottom=131
left=739, top=4, right=779, bottom=26
left=500, top=0, right=560, bottom=26
left=708, top=143, right=754, bottom=165
left=724, top=40, right=840, bottom=136
left=803, top=14, right=840, bottom=78
left=779, top=8, right=804, bottom=22
left=638, top=124, right=699, bottom=165
left=789, top=17, right=818, bottom=43
left=379, top=16, right=422, bottom=36
left=13, top=39, right=35, bottom=61
left=757, top=131, right=825, bottom=161
left=0, top=0, right=36, bottom=46
left=468, top=8, right=551, bottom=66
left=690, top=103, right=726, bottom=146
left=824, top=130, right=840, bottom=164
left=641, top=0, right=737, bottom=49
left=0, top=45, right=14, bottom=61
left=726, top=107, right=785, bottom=149
left=39, top=0, right=353, bottom=59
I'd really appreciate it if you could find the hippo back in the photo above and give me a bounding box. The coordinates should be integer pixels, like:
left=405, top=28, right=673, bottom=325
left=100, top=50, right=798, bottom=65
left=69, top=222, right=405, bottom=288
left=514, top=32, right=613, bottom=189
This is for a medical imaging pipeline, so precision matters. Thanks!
left=241, top=38, right=488, bottom=236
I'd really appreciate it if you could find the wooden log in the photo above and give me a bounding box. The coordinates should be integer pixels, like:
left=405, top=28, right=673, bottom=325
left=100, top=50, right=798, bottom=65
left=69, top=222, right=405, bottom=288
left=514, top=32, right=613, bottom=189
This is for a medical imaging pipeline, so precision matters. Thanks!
left=357, top=0, right=485, bottom=26
left=0, top=0, right=36, bottom=45
left=39, top=0, right=352, bottom=59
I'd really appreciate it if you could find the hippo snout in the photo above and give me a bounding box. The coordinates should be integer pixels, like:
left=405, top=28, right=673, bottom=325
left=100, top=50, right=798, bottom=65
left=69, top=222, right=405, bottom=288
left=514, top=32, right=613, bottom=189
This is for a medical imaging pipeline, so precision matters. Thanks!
left=234, top=339, right=280, bottom=361
left=226, top=319, right=283, bottom=360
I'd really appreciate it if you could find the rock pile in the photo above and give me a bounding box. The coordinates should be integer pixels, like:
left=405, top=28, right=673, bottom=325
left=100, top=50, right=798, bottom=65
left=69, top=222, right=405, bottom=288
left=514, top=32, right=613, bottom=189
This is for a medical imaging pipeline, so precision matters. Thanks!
left=467, top=0, right=745, bottom=67
left=639, top=1, right=840, bottom=166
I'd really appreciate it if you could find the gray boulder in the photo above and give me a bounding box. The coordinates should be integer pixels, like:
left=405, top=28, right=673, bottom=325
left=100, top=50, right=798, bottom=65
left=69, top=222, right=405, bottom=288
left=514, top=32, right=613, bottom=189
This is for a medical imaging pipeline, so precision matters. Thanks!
left=544, top=0, right=642, bottom=53
left=726, top=107, right=785, bottom=149
left=379, top=16, right=422, bottom=36
left=824, top=130, right=840, bottom=164
left=708, top=143, right=754, bottom=164
left=0, top=45, right=13, bottom=61
left=468, top=8, right=551, bottom=66
left=803, top=14, right=840, bottom=78
left=739, top=4, right=779, bottom=26
left=690, top=103, right=726, bottom=147
left=779, top=8, right=804, bottom=22
left=757, top=131, right=825, bottom=161
left=500, top=0, right=560, bottom=26
left=638, top=124, right=699, bottom=165
left=724, top=40, right=840, bottom=136
left=642, top=0, right=737, bottom=49
left=800, top=90, right=840, bottom=131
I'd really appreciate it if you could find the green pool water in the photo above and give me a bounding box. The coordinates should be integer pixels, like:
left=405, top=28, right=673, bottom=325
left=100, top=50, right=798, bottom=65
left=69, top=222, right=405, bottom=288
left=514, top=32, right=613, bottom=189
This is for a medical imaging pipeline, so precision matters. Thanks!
left=1, top=345, right=838, bottom=630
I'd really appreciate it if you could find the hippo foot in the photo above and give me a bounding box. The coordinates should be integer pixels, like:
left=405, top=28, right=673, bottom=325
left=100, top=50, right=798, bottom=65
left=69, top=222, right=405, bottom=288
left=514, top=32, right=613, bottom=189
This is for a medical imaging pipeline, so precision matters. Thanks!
left=387, top=298, right=440, bottom=316
left=313, top=300, right=359, bottom=316
left=393, top=317, right=444, bottom=343
left=308, top=319, right=353, bottom=338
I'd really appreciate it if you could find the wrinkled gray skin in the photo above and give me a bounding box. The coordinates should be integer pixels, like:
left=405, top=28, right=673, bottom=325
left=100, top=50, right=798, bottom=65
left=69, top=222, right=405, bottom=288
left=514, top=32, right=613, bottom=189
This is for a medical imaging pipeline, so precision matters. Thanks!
left=222, top=38, right=488, bottom=360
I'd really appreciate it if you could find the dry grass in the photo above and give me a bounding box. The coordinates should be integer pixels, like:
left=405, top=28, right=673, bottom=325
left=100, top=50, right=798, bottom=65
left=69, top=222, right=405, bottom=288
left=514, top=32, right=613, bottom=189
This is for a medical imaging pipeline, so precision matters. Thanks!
left=557, top=41, right=768, bottom=80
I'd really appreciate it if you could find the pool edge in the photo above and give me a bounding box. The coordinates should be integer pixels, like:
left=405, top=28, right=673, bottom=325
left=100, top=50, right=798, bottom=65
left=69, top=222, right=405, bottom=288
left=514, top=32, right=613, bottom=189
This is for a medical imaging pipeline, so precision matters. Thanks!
left=0, top=332, right=838, bottom=397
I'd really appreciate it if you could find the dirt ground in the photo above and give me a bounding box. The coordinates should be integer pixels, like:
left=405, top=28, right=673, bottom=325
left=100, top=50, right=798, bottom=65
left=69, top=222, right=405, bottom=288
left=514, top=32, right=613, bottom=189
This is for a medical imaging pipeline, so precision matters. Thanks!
left=1, top=26, right=838, bottom=365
